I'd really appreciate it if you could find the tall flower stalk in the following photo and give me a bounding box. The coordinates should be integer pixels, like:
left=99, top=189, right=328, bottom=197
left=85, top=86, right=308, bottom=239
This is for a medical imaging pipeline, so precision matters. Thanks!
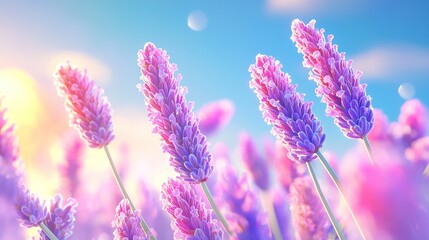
left=137, top=42, right=232, bottom=235
left=54, top=63, right=154, bottom=238
left=249, top=54, right=345, bottom=239
left=291, top=19, right=374, bottom=164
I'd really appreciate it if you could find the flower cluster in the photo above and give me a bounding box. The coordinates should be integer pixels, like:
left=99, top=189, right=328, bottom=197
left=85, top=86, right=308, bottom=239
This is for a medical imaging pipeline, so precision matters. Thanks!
left=15, top=184, right=48, bottom=228
left=40, top=194, right=78, bottom=240
left=112, top=199, right=147, bottom=240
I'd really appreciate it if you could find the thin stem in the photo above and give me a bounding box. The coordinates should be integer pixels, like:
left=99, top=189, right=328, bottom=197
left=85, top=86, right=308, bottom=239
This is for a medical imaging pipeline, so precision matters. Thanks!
left=362, top=135, right=374, bottom=166
left=201, top=182, right=233, bottom=236
left=261, top=192, right=283, bottom=240
left=103, top=145, right=155, bottom=240
left=423, top=164, right=429, bottom=175
left=39, top=222, right=59, bottom=240
left=317, top=151, right=367, bottom=240
left=306, top=162, right=346, bottom=240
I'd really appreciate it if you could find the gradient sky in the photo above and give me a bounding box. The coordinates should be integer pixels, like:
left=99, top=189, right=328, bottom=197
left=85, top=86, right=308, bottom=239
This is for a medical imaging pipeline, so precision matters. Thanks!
left=1, top=0, right=429, bottom=158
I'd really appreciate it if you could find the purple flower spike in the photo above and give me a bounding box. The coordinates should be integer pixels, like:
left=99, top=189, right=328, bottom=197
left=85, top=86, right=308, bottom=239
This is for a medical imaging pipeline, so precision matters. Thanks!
left=198, top=99, right=235, bottom=136
left=0, top=102, right=21, bottom=197
left=0, top=101, right=19, bottom=169
left=15, top=184, right=48, bottom=228
left=137, top=43, right=213, bottom=184
left=216, top=165, right=272, bottom=239
left=160, top=178, right=223, bottom=240
left=249, top=54, right=325, bottom=163
left=54, top=63, right=114, bottom=148
left=61, top=134, right=84, bottom=197
left=40, top=194, right=78, bottom=240
left=291, top=19, right=374, bottom=139
left=112, top=199, right=147, bottom=240
left=289, top=176, right=331, bottom=240
left=239, top=132, right=270, bottom=190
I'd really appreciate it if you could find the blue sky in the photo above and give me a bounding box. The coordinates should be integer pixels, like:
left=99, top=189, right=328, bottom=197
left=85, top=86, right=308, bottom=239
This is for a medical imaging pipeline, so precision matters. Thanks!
left=1, top=0, right=429, bottom=156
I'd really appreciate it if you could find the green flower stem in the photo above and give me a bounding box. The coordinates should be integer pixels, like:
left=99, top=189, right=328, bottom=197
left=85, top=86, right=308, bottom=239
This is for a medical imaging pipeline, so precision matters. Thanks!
left=201, top=181, right=233, bottom=236
left=104, top=145, right=156, bottom=240
left=317, top=151, right=367, bottom=240
left=39, top=222, right=59, bottom=240
left=362, top=135, right=374, bottom=166
left=261, top=192, right=283, bottom=240
left=306, top=162, right=346, bottom=240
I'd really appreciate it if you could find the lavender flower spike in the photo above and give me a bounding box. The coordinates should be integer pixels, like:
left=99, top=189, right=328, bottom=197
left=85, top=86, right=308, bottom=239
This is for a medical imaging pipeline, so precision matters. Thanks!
left=54, top=63, right=114, bottom=148
left=137, top=43, right=213, bottom=184
left=291, top=19, right=374, bottom=139
left=40, top=194, right=78, bottom=240
left=160, top=178, right=223, bottom=239
left=198, top=99, right=235, bottom=136
left=15, top=184, right=48, bottom=228
left=289, top=176, right=332, bottom=240
left=216, top=165, right=272, bottom=239
left=249, top=54, right=325, bottom=163
left=239, top=132, right=270, bottom=190
left=112, top=199, right=148, bottom=240
left=0, top=100, right=19, bottom=166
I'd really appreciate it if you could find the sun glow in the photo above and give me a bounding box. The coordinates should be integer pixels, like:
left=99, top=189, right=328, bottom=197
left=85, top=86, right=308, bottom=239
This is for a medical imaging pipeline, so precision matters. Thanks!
left=0, top=68, right=41, bottom=128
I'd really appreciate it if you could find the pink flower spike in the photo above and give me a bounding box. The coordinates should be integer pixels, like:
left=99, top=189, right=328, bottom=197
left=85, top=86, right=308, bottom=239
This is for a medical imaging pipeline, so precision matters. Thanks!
left=198, top=99, right=235, bottom=136
left=160, top=178, right=223, bottom=239
left=54, top=63, right=114, bottom=148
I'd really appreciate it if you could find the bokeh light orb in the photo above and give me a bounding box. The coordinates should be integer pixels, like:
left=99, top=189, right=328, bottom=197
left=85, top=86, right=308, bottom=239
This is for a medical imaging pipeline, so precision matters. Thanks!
left=398, top=83, right=416, bottom=99
left=187, top=10, right=207, bottom=31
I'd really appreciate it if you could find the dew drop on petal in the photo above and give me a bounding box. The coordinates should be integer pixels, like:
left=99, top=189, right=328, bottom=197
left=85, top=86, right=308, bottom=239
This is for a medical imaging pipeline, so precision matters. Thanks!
left=398, top=83, right=415, bottom=99
left=187, top=10, right=207, bottom=31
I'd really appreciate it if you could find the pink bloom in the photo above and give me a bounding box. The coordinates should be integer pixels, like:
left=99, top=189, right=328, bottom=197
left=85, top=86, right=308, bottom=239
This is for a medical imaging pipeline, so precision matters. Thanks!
left=160, top=178, right=223, bottom=239
left=54, top=63, right=114, bottom=148
left=392, top=99, right=427, bottom=144
left=198, top=99, right=235, bottom=136
left=367, top=109, right=391, bottom=142
left=289, top=176, right=331, bottom=240
left=405, top=136, right=429, bottom=164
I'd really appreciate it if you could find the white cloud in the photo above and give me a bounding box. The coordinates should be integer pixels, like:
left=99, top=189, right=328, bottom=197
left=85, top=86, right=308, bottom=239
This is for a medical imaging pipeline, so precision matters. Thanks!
left=352, top=45, right=429, bottom=80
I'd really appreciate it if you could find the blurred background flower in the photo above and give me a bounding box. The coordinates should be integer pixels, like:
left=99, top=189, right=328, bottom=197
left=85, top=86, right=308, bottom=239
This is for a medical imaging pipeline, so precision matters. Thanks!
left=1, top=1, right=429, bottom=239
